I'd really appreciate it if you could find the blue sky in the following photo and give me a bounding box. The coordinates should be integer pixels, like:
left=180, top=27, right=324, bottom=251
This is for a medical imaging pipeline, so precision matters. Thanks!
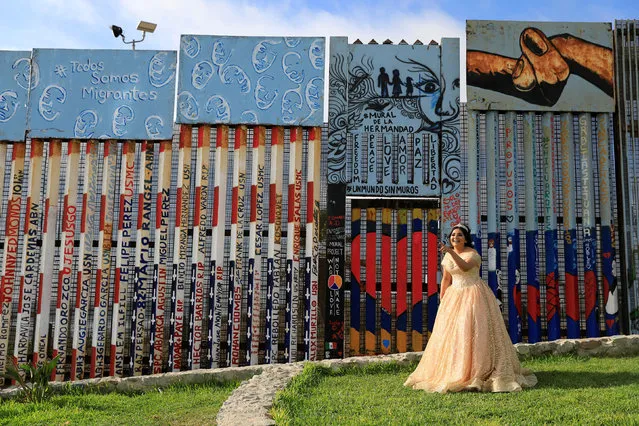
left=3, top=0, right=637, bottom=52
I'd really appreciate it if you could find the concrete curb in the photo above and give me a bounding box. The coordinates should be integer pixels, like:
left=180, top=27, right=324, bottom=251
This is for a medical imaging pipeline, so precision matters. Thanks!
left=1, top=335, right=638, bottom=425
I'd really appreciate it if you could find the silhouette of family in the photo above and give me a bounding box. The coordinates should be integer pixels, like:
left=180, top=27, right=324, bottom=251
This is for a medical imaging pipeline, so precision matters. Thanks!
left=377, top=67, right=414, bottom=97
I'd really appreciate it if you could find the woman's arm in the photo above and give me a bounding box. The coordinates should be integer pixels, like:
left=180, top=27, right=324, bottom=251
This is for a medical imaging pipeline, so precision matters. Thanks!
left=440, top=246, right=480, bottom=272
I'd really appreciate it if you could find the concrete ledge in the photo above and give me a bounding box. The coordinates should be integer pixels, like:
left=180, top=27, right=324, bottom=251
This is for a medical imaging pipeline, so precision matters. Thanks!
left=2, top=335, right=638, bottom=423
left=0, top=364, right=265, bottom=400
left=514, top=335, right=639, bottom=359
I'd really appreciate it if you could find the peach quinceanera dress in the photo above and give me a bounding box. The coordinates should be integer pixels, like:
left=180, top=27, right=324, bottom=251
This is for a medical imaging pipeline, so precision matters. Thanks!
left=404, top=250, right=537, bottom=393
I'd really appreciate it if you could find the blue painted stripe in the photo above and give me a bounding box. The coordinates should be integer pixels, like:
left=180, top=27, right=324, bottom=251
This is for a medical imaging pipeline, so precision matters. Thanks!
left=208, top=260, right=216, bottom=368
left=304, top=256, right=312, bottom=359
left=600, top=225, right=619, bottom=335
left=246, top=258, right=255, bottom=361
left=265, top=258, right=275, bottom=362
left=285, top=259, right=293, bottom=360
left=583, top=228, right=599, bottom=337
left=507, top=229, right=521, bottom=343
left=168, top=263, right=178, bottom=369
left=487, top=232, right=500, bottom=300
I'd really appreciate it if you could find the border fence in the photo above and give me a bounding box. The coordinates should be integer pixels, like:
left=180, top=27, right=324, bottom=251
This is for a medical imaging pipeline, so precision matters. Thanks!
left=0, top=19, right=638, bottom=384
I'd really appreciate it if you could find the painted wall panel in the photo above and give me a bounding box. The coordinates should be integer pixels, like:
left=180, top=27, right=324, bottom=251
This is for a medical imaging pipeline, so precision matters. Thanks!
left=0, top=51, right=32, bottom=141
left=177, top=36, right=325, bottom=126
left=467, top=20, right=614, bottom=112
left=328, top=38, right=459, bottom=199
left=27, top=49, right=177, bottom=140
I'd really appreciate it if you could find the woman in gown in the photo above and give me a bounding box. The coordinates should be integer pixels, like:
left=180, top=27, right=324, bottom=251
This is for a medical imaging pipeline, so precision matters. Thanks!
left=404, top=224, right=537, bottom=393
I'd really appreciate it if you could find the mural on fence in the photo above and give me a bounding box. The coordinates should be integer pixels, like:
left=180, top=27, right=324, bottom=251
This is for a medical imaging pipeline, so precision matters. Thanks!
left=173, top=35, right=324, bottom=368
left=328, top=40, right=460, bottom=198
left=465, top=20, right=620, bottom=343
left=176, top=36, right=325, bottom=126
left=467, top=21, right=614, bottom=112
left=0, top=51, right=34, bottom=141
left=614, top=20, right=639, bottom=335
left=27, top=49, right=177, bottom=140
left=325, top=37, right=460, bottom=358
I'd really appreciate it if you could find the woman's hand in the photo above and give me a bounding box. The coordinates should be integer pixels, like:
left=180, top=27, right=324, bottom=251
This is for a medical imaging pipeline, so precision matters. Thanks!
left=439, top=241, right=452, bottom=255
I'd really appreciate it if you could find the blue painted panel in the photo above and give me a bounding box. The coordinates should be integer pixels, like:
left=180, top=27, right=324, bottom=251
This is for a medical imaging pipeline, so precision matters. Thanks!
left=176, top=36, right=325, bottom=126
left=27, top=49, right=177, bottom=140
left=0, top=51, right=32, bottom=142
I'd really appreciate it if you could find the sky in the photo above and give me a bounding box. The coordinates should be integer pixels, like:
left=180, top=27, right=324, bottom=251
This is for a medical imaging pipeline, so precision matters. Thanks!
left=2, top=0, right=637, bottom=52
left=2, top=0, right=638, bottom=103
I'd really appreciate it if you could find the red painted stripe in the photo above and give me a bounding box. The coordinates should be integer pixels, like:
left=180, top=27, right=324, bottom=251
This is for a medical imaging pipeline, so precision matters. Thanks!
left=565, top=274, right=579, bottom=321
left=71, top=350, right=78, bottom=377
left=250, top=186, right=257, bottom=222
left=269, top=184, right=276, bottom=223
left=231, top=187, right=238, bottom=224
left=351, top=234, right=361, bottom=284
left=235, top=127, right=242, bottom=149
left=193, top=186, right=202, bottom=226
left=253, top=127, right=260, bottom=148
left=213, top=186, right=220, bottom=226
left=175, top=188, right=183, bottom=228
left=412, top=230, right=423, bottom=304
left=290, top=128, right=298, bottom=143
left=180, top=125, right=191, bottom=149
left=528, top=285, right=540, bottom=323
left=23, top=199, right=32, bottom=233
left=381, top=233, right=391, bottom=312
left=308, top=127, right=316, bottom=140
left=396, top=237, right=407, bottom=315
left=272, top=127, right=281, bottom=145
left=427, top=231, right=437, bottom=297
left=584, top=270, right=597, bottom=317
left=306, top=182, right=314, bottom=224
left=155, top=190, right=162, bottom=229
left=288, top=184, right=295, bottom=221
left=197, top=127, right=205, bottom=148
left=366, top=221, right=376, bottom=298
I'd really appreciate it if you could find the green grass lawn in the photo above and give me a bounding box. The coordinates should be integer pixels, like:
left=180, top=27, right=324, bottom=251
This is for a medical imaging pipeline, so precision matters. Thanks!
left=272, top=355, right=639, bottom=425
left=0, top=380, right=239, bottom=426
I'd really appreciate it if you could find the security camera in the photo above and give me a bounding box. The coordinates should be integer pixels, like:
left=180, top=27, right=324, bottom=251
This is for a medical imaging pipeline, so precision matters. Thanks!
left=111, top=25, right=124, bottom=38
left=137, top=21, right=157, bottom=33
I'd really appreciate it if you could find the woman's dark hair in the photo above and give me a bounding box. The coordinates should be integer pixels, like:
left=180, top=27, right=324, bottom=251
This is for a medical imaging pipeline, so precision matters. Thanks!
left=448, top=225, right=474, bottom=248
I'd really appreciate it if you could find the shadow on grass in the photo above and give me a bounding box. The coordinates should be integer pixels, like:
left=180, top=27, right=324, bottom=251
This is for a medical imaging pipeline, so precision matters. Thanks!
left=535, top=371, right=639, bottom=390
